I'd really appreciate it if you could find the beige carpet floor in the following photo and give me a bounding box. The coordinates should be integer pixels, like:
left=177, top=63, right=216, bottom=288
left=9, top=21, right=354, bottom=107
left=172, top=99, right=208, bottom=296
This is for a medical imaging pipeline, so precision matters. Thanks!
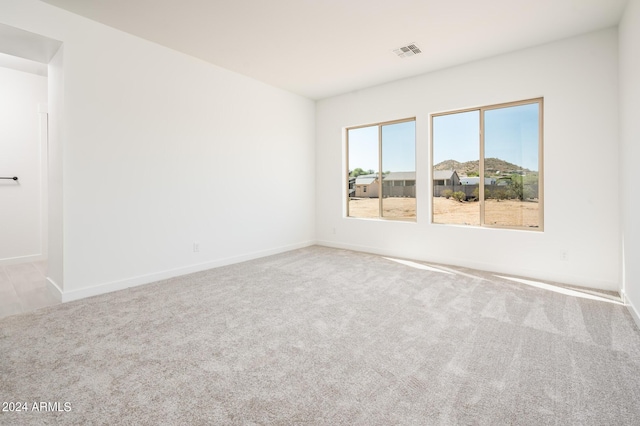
left=1, top=246, right=639, bottom=425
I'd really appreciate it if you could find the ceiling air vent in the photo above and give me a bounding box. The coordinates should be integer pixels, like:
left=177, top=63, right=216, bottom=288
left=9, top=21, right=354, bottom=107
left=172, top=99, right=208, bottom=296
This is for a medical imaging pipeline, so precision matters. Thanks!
left=393, top=43, right=422, bottom=59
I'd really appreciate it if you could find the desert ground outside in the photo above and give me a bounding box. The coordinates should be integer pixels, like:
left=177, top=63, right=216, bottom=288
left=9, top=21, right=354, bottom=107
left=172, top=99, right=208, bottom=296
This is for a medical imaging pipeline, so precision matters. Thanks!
left=348, top=197, right=540, bottom=228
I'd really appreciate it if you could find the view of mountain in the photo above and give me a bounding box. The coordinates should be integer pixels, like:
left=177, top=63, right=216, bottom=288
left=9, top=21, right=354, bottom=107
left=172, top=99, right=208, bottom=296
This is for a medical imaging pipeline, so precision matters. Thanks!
left=433, top=158, right=533, bottom=176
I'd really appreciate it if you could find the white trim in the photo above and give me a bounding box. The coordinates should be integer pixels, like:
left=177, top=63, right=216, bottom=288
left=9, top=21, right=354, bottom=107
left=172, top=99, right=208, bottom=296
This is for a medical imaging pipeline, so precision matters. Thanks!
left=0, top=254, right=46, bottom=267
left=39, top=109, right=48, bottom=261
left=58, top=241, right=315, bottom=303
left=46, top=276, right=62, bottom=302
left=622, top=290, right=640, bottom=330
left=316, top=240, right=619, bottom=292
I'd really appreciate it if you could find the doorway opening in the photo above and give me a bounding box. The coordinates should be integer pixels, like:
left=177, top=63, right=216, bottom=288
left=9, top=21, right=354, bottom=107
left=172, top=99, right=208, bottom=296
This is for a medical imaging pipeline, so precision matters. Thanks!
left=0, top=23, right=63, bottom=317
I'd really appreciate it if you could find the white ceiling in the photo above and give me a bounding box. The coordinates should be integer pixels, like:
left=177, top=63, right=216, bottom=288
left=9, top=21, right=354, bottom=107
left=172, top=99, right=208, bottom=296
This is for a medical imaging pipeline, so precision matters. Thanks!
left=40, top=0, right=629, bottom=100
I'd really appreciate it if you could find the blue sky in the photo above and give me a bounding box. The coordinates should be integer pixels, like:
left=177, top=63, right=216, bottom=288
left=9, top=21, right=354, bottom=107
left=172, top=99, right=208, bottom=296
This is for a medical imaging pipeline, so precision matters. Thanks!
left=484, top=103, right=539, bottom=171
left=432, top=110, right=479, bottom=166
left=348, top=102, right=539, bottom=174
left=433, top=103, right=539, bottom=171
left=348, top=121, right=415, bottom=172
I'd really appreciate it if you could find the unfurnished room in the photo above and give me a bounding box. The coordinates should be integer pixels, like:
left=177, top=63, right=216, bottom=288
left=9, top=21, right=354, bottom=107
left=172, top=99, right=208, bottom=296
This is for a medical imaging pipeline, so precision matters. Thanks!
left=1, top=0, right=640, bottom=424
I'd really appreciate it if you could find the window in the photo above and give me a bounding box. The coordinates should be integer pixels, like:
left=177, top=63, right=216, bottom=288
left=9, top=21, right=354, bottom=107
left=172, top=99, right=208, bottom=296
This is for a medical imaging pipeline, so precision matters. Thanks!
left=347, top=118, right=416, bottom=220
left=431, top=99, right=543, bottom=230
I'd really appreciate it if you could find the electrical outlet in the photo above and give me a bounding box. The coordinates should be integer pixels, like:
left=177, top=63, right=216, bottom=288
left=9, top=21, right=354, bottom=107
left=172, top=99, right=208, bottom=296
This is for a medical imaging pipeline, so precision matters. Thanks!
left=559, top=250, right=569, bottom=261
left=193, top=242, right=200, bottom=253
left=332, top=227, right=336, bottom=235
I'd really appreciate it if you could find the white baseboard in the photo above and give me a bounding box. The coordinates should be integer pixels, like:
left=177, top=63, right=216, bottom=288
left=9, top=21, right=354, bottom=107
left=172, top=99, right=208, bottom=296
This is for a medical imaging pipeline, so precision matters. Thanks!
left=0, top=253, right=46, bottom=267
left=46, top=277, right=63, bottom=302
left=315, top=240, right=619, bottom=292
left=58, top=241, right=316, bottom=303
left=622, top=290, right=640, bottom=330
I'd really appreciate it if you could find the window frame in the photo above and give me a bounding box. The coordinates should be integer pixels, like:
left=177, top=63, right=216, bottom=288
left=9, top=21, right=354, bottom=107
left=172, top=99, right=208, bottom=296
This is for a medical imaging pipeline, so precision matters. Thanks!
left=430, top=98, right=544, bottom=231
left=345, top=117, right=417, bottom=221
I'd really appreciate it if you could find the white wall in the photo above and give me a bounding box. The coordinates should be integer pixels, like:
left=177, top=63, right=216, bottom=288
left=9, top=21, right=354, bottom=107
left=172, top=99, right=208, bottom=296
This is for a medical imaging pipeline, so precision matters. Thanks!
left=47, top=46, right=64, bottom=288
left=1, top=0, right=316, bottom=300
left=620, top=0, right=640, bottom=320
left=316, top=28, right=620, bottom=291
left=0, top=65, right=47, bottom=264
left=0, top=0, right=627, bottom=301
